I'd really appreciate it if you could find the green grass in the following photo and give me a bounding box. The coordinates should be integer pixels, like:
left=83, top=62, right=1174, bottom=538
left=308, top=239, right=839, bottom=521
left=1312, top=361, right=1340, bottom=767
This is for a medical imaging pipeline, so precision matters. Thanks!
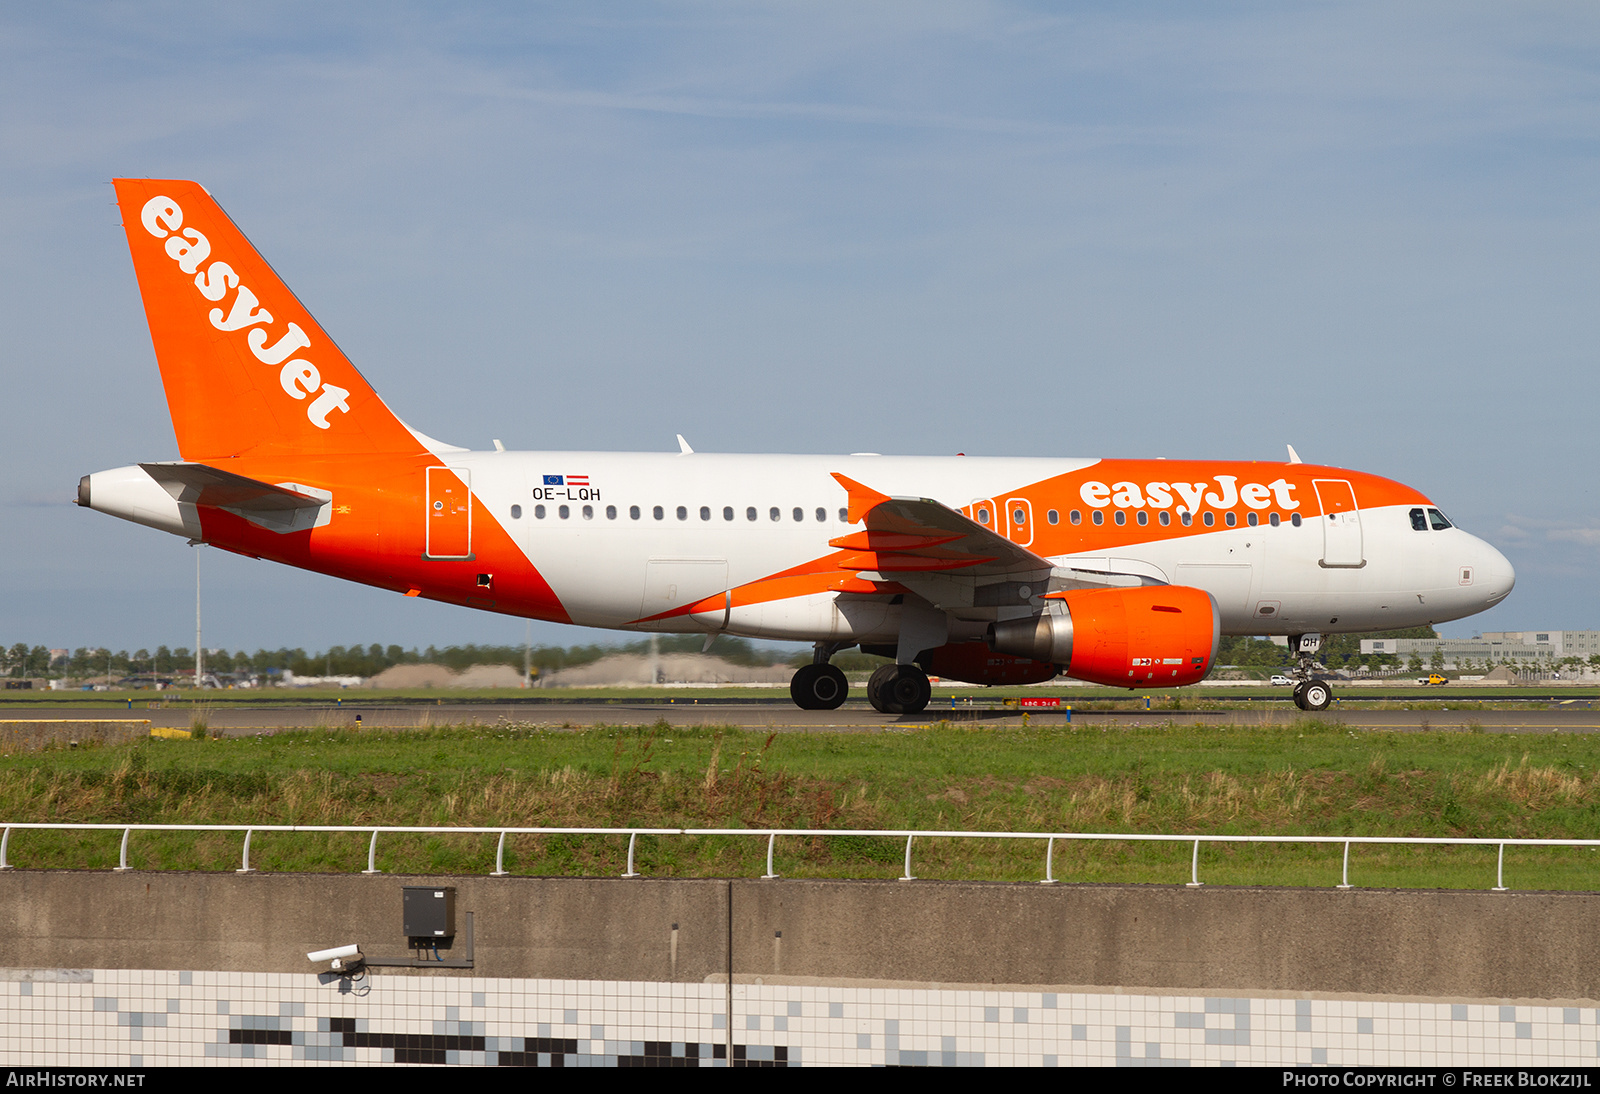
left=4, top=719, right=1600, bottom=888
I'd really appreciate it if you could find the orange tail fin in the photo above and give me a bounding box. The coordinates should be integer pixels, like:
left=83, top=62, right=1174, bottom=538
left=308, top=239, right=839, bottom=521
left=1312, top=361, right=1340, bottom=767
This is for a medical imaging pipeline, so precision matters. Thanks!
left=113, top=179, right=424, bottom=461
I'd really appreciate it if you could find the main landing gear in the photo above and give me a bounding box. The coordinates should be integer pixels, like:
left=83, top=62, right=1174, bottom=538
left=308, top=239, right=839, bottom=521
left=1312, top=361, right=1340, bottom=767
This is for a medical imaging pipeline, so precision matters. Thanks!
left=790, top=662, right=849, bottom=710
left=790, top=642, right=849, bottom=710
left=786, top=642, right=935, bottom=715
left=1288, top=632, right=1332, bottom=712
left=866, top=663, right=931, bottom=715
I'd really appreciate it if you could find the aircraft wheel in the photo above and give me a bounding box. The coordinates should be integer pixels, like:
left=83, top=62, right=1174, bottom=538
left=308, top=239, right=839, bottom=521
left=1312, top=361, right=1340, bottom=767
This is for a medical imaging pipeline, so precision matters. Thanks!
left=866, top=664, right=899, bottom=714
left=884, top=664, right=931, bottom=715
left=791, top=664, right=848, bottom=710
left=1291, top=681, right=1308, bottom=711
left=791, top=664, right=821, bottom=709
left=1302, top=681, right=1332, bottom=712
left=812, top=664, right=848, bottom=709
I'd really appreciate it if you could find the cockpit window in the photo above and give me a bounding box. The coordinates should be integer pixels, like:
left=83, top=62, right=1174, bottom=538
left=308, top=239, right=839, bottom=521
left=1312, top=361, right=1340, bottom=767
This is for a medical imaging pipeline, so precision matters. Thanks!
left=1410, top=508, right=1428, bottom=531
left=1428, top=508, right=1452, bottom=531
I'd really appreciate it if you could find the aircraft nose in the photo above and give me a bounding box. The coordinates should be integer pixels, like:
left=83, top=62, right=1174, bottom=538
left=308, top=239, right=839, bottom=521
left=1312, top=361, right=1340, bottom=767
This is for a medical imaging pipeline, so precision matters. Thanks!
left=1473, top=536, right=1515, bottom=606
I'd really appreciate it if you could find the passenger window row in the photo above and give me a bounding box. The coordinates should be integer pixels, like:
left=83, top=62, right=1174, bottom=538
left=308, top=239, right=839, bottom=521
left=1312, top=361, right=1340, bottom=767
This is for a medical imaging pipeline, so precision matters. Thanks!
left=974, top=504, right=1308, bottom=531
left=511, top=503, right=849, bottom=523
left=1068, top=509, right=1304, bottom=529
left=508, top=498, right=1310, bottom=532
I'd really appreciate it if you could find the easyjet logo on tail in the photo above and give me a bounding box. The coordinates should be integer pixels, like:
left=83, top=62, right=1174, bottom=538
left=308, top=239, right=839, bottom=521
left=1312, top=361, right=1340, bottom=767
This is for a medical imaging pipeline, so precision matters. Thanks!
left=138, top=196, right=351, bottom=430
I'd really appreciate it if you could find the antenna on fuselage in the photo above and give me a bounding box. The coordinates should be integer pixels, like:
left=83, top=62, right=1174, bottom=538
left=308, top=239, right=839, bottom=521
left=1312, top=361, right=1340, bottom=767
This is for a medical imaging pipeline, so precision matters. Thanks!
left=677, top=434, right=694, bottom=455
left=1286, top=444, right=1303, bottom=464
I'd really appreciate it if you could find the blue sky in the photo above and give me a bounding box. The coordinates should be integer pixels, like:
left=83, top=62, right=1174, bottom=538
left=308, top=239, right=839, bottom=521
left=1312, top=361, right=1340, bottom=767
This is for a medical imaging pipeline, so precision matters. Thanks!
left=3, top=3, right=1599, bottom=655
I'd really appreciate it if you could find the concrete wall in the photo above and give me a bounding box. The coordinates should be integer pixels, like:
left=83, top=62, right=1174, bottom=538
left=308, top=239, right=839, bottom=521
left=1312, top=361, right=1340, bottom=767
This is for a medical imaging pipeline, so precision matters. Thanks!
left=2, top=871, right=1595, bottom=1000
left=0, top=719, right=150, bottom=751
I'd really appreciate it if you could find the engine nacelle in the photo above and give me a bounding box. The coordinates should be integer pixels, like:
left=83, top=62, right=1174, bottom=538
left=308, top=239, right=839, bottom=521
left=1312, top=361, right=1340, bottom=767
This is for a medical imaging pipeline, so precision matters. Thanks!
left=987, top=585, right=1220, bottom=688
left=918, top=642, right=1058, bottom=687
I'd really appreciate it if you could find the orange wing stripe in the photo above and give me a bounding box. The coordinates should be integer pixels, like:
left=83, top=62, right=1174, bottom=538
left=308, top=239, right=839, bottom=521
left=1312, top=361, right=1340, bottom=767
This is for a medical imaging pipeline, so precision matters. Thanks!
left=834, top=551, right=995, bottom=573
left=827, top=530, right=962, bottom=551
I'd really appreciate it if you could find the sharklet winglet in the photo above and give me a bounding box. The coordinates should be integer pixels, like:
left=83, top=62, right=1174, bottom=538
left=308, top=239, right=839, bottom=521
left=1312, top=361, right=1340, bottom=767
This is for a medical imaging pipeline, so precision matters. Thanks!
left=831, top=472, right=893, bottom=524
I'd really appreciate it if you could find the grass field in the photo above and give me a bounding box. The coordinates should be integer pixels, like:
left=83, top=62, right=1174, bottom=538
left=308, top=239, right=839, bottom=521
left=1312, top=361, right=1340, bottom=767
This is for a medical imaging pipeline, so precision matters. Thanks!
left=3, top=717, right=1599, bottom=890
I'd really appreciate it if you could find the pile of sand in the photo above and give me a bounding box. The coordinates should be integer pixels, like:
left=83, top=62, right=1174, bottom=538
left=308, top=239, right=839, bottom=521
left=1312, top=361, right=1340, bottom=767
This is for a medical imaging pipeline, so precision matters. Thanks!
left=367, top=655, right=792, bottom=689
left=539, top=653, right=791, bottom=687
left=365, top=663, right=476, bottom=688
left=366, top=663, right=527, bottom=689
left=454, top=664, right=526, bottom=688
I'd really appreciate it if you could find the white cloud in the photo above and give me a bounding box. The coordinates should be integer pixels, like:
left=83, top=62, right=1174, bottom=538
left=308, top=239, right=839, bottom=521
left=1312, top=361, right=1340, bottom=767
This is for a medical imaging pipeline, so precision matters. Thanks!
left=1548, top=528, right=1600, bottom=547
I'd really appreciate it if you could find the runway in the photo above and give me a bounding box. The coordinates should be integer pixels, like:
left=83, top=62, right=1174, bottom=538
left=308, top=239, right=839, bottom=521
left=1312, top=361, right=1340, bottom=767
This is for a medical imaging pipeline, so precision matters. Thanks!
left=12, top=699, right=1600, bottom=735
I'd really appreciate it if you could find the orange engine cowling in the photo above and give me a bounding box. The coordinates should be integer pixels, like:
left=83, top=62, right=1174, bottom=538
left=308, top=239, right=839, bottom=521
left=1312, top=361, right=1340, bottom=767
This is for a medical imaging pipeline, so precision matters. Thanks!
left=918, top=641, right=1058, bottom=686
left=986, top=585, right=1220, bottom=688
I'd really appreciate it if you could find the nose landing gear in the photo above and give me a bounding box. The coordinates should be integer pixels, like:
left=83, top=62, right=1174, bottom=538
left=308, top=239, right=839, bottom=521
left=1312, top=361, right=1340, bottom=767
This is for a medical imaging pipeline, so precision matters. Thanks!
left=1292, top=678, right=1332, bottom=712
left=1288, top=633, right=1332, bottom=711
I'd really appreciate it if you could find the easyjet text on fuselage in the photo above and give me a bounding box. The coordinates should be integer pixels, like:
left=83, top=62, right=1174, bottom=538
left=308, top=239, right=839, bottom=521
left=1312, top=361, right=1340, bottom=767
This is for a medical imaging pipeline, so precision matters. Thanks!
left=1078, top=475, right=1298, bottom=513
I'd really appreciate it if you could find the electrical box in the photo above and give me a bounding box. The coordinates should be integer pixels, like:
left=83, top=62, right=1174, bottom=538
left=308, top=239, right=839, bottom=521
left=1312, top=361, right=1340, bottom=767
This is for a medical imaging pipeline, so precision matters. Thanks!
left=402, top=886, right=456, bottom=939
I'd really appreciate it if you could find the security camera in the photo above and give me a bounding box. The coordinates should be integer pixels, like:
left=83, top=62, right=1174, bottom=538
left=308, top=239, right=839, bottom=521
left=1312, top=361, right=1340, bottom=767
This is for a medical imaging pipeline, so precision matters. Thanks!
left=307, top=943, right=363, bottom=972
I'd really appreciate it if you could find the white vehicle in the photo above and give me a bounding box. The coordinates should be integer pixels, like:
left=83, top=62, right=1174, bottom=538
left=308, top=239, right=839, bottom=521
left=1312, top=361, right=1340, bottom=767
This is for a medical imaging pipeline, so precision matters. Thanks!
left=79, top=180, right=1516, bottom=716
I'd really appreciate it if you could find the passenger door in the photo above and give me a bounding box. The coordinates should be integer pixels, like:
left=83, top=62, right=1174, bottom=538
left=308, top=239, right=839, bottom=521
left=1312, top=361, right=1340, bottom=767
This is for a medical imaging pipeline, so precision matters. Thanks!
left=1313, top=479, right=1364, bottom=567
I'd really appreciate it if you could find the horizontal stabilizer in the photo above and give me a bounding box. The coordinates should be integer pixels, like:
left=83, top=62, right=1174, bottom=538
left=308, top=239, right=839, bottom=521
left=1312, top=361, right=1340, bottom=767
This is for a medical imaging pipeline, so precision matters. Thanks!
left=139, top=462, right=329, bottom=534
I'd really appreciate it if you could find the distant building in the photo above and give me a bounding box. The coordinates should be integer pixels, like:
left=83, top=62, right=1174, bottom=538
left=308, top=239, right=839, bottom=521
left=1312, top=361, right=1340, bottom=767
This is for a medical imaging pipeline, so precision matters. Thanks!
left=1482, top=631, right=1600, bottom=658
left=1360, top=630, right=1600, bottom=671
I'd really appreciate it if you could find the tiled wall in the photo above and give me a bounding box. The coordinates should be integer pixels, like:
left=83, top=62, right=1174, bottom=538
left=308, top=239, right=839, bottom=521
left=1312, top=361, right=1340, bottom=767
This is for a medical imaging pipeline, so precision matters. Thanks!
left=2, top=967, right=1597, bottom=1066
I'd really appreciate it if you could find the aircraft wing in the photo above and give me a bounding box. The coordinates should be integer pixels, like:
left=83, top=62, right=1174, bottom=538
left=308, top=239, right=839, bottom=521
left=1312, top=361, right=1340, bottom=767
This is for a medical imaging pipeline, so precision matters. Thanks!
left=829, top=473, right=1052, bottom=577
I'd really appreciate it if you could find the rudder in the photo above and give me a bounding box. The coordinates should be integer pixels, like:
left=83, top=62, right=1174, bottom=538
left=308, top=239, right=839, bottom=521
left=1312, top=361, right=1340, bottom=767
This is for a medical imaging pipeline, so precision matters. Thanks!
left=113, top=179, right=423, bottom=461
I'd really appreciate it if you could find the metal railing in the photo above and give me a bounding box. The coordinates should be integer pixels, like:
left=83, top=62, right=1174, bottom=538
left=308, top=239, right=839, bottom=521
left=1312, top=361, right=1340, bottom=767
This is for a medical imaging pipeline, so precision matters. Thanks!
left=0, top=822, right=1588, bottom=890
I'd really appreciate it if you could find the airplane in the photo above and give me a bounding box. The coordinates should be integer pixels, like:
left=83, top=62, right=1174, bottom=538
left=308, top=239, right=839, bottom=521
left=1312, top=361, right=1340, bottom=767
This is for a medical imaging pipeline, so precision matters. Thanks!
left=78, top=179, right=1516, bottom=714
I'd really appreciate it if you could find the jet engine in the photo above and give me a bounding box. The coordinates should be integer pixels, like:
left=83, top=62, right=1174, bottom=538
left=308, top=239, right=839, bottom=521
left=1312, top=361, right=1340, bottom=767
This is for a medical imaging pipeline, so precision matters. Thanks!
left=986, top=585, right=1220, bottom=688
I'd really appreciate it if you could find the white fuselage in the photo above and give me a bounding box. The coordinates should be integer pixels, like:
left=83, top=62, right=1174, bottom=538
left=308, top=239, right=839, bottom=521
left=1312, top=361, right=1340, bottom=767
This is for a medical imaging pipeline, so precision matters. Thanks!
left=424, top=451, right=1515, bottom=644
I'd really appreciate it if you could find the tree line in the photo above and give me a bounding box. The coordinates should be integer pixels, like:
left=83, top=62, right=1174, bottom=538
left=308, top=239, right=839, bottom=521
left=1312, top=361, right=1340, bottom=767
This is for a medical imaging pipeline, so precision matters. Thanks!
left=1213, top=627, right=1439, bottom=671
left=3, top=635, right=799, bottom=681
left=5, top=627, right=1487, bottom=683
